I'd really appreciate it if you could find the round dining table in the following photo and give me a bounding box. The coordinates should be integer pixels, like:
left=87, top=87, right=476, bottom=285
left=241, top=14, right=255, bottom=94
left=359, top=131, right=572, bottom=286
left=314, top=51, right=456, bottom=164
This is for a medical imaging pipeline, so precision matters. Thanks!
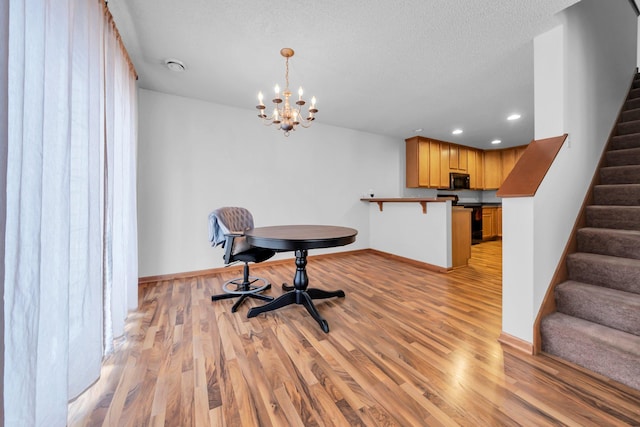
left=244, top=225, right=357, bottom=333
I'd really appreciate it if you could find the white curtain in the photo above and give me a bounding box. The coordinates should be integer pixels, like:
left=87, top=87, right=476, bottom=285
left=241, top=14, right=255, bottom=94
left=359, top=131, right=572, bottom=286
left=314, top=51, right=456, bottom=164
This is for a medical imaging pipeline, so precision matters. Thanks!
left=102, top=7, right=139, bottom=355
left=0, top=0, right=9, bottom=421
left=3, top=0, right=138, bottom=425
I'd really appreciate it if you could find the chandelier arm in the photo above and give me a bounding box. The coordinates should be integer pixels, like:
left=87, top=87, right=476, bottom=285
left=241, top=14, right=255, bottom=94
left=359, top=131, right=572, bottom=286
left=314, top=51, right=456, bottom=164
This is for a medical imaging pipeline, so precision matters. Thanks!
left=297, top=120, right=314, bottom=129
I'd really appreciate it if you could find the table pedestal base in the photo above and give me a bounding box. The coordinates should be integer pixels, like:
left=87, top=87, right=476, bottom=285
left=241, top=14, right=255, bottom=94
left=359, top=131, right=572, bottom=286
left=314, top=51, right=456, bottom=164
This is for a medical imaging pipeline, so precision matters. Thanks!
left=246, top=249, right=345, bottom=333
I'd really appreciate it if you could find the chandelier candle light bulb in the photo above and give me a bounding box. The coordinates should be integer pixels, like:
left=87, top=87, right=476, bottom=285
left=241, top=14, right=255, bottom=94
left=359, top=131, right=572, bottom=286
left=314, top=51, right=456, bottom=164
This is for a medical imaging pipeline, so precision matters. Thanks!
left=256, top=48, right=318, bottom=136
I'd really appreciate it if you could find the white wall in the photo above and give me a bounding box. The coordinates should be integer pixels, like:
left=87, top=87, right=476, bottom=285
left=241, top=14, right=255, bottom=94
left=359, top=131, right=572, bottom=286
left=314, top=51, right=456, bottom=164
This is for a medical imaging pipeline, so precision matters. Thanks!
left=137, top=89, right=401, bottom=276
left=502, top=0, right=638, bottom=343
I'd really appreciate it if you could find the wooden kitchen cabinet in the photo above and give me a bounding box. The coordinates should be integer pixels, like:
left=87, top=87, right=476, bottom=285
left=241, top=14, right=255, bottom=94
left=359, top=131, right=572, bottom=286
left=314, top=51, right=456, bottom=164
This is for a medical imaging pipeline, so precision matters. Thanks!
left=405, top=136, right=450, bottom=188
left=467, top=149, right=483, bottom=189
left=452, top=207, right=471, bottom=268
left=501, top=146, right=525, bottom=183
left=483, top=151, right=502, bottom=189
left=405, top=137, right=430, bottom=187
left=449, top=144, right=468, bottom=171
left=501, top=148, right=516, bottom=180
left=406, top=136, right=448, bottom=188
left=406, top=136, right=525, bottom=190
left=482, top=208, right=495, bottom=239
left=482, top=206, right=502, bottom=240
left=429, top=140, right=443, bottom=188
left=439, top=141, right=450, bottom=187
left=458, top=146, right=468, bottom=171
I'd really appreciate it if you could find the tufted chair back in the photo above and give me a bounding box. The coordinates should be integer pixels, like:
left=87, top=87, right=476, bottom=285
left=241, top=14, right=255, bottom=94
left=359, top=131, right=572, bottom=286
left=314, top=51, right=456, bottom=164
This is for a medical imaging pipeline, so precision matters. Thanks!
left=208, top=207, right=256, bottom=261
left=215, top=207, right=254, bottom=234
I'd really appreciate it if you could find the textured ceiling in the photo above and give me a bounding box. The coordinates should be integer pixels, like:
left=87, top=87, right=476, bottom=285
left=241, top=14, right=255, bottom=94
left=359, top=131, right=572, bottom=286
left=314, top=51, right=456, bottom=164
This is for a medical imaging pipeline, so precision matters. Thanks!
left=107, top=0, right=581, bottom=148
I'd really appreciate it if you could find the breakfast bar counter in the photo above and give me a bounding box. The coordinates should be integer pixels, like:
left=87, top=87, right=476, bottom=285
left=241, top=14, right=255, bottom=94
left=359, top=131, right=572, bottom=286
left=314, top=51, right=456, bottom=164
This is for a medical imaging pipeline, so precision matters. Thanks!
left=361, top=198, right=470, bottom=271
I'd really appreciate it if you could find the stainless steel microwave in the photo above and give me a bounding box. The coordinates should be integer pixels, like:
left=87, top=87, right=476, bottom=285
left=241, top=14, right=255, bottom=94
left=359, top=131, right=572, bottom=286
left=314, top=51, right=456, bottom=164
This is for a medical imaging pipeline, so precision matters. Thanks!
left=450, top=173, right=470, bottom=190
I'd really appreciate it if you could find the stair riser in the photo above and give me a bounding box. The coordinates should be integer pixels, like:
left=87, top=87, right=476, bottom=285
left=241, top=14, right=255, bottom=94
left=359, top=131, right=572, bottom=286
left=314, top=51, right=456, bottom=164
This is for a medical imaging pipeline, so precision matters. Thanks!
left=555, top=283, right=640, bottom=335
left=610, top=134, right=640, bottom=151
left=567, top=255, right=640, bottom=294
left=586, top=207, right=640, bottom=231
left=625, top=97, right=640, bottom=111
left=617, top=120, right=640, bottom=136
left=633, top=78, right=640, bottom=89
left=629, top=88, right=640, bottom=100
left=541, top=314, right=640, bottom=391
left=606, top=149, right=640, bottom=166
left=577, top=229, right=640, bottom=260
left=622, top=108, right=640, bottom=122
left=600, top=166, right=640, bottom=185
left=593, top=184, right=640, bottom=206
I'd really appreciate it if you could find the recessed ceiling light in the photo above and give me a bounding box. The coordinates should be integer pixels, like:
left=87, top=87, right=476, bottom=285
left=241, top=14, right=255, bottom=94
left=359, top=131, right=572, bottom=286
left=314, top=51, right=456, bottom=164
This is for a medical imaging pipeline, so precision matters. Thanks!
left=414, top=128, right=423, bottom=133
left=452, top=129, right=463, bottom=135
left=507, top=113, right=521, bottom=121
left=491, top=139, right=502, bottom=145
left=165, top=58, right=186, bottom=72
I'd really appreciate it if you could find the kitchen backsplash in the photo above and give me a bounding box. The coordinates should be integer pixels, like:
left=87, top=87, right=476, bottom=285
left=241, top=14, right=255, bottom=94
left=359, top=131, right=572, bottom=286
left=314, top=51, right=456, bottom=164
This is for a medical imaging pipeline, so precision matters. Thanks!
left=400, top=187, right=501, bottom=204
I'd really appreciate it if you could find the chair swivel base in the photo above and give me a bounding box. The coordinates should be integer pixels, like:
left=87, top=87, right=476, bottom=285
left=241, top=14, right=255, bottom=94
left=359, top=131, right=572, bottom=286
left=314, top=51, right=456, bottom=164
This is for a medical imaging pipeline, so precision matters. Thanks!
left=211, top=276, right=274, bottom=313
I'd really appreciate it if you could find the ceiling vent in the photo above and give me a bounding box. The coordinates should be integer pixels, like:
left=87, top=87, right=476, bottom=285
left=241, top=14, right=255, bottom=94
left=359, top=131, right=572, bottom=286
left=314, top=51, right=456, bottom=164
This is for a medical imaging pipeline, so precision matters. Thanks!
left=164, top=59, right=186, bottom=72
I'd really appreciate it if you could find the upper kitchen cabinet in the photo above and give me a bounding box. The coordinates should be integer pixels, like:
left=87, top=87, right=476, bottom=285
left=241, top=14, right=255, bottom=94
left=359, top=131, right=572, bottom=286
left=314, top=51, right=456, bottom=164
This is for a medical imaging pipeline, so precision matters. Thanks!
left=449, top=144, right=468, bottom=171
left=406, top=136, right=448, bottom=188
left=406, top=136, right=526, bottom=190
left=483, top=150, right=502, bottom=189
left=483, top=145, right=528, bottom=190
left=438, top=140, right=450, bottom=188
left=406, top=137, right=431, bottom=187
left=501, top=146, right=526, bottom=182
left=467, top=149, right=483, bottom=189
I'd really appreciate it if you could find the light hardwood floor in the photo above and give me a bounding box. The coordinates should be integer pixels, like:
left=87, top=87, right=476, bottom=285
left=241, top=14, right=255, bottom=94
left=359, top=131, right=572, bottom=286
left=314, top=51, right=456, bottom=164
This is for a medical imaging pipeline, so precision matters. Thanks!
left=68, top=241, right=640, bottom=426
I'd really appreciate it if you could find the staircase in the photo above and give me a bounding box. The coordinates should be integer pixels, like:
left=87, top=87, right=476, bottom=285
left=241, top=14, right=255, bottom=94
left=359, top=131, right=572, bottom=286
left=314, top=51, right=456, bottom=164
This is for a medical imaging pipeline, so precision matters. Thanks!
left=540, top=74, right=640, bottom=391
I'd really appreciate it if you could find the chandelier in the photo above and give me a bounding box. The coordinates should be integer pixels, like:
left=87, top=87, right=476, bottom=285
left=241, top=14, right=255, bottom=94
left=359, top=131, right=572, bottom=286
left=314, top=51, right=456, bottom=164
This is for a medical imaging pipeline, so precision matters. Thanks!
left=256, top=48, right=318, bottom=136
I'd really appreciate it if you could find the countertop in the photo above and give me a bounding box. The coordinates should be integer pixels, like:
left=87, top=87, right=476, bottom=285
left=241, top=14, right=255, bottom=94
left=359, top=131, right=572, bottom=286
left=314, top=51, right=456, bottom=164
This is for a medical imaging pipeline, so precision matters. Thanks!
left=457, top=202, right=502, bottom=207
left=360, top=197, right=447, bottom=214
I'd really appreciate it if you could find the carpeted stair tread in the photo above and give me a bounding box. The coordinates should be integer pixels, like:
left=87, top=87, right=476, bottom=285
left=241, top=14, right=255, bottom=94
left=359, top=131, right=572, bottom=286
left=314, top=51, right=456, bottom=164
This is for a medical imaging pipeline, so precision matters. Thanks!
left=555, top=281, right=640, bottom=335
left=599, top=165, right=640, bottom=184
left=577, top=227, right=640, bottom=259
left=621, top=107, right=640, bottom=122
left=540, top=74, right=640, bottom=391
left=617, top=119, right=640, bottom=135
left=541, top=312, right=640, bottom=390
left=593, top=183, right=640, bottom=205
left=585, top=205, right=640, bottom=230
left=606, top=147, right=640, bottom=166
left=610, top=133, right=640, bottom=150
left=567, top=252, right=640, bottom=294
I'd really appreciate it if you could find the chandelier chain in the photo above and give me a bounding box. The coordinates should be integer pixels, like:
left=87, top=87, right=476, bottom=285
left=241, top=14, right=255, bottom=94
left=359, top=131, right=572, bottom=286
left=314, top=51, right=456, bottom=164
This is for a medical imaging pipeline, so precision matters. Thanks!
left=285, top=57, right=289, bottom=90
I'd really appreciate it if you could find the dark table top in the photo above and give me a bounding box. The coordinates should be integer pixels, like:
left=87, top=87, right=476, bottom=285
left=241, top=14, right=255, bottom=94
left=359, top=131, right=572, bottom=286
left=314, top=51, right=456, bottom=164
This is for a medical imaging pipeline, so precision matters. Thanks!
left=245, top=225, right=358, bottom=251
